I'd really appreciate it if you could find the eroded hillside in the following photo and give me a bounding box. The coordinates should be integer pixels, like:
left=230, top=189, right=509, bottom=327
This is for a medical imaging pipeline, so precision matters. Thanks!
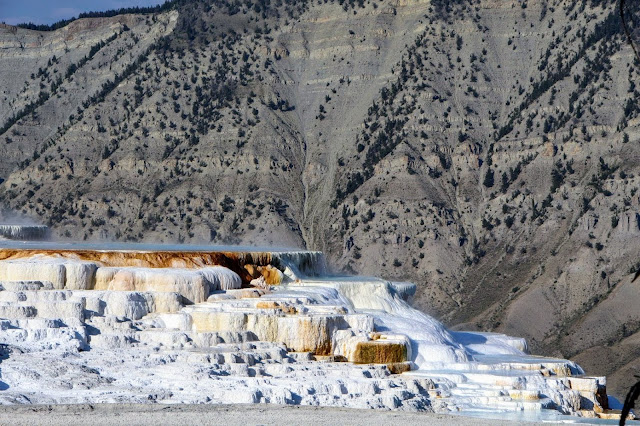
left=1, top=0, right=640, bottom=396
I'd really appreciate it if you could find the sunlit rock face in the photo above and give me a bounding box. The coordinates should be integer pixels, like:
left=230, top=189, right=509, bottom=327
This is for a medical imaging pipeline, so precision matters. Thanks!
left=0, top=243, right=625, bottom=420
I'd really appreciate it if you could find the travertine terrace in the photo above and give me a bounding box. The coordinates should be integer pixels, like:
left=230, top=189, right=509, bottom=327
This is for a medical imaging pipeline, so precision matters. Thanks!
left=0, top=242, right=628, bottom=421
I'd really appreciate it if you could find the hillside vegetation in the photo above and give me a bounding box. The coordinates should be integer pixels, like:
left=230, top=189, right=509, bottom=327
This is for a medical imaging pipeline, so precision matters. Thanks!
left=1, top=0, right=640, bottom=396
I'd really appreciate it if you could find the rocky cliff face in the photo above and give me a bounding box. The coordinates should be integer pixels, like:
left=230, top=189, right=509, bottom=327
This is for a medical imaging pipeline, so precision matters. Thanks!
left=1, top=0, right=639, bottom=397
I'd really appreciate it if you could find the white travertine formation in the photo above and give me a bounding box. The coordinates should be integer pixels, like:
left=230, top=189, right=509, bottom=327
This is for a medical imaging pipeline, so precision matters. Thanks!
left=64, top=261, right=98, bottom=290
left=389, top=281, right=417, bottom=303
left=0, top=251, right=622, bottom=420
left=0, top=256, right=98, bottom=290
left=272, top=251, right=327, bottom=277
left=79, top=290, right=183, bottom=320
left=95, top=267, right=209, bottom=304
left=0, top=281, right=54, bottom=291
left=95, top=266, right=241, bottom=304
left=0, top=225, right=48, bottom=241
left=0, top=258, right=66, bottom=289
left=200, top=266, right=243, bottom=291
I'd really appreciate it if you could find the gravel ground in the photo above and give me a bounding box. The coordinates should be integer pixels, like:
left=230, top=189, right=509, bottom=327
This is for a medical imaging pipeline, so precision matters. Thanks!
left=0, top=403, right=560, bottom=425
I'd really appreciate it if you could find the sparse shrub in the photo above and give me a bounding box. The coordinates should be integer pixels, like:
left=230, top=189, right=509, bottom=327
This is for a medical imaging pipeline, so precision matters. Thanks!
left=483, top=169, right=495, bottom=188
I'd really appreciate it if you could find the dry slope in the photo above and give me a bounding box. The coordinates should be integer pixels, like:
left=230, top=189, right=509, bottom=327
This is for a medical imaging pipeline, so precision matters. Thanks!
left=1, top=0, right=640, bottom=397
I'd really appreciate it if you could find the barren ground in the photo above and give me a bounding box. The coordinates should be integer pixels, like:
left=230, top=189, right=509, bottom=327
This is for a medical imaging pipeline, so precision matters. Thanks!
left=0, top=403, right=565, bottom=425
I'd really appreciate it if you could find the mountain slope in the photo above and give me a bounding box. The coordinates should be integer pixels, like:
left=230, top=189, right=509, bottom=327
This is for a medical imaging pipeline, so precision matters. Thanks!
left=1, top=0, right=640, bottom=397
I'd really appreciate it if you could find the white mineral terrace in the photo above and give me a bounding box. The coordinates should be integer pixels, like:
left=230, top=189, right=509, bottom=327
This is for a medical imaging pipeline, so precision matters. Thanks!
left=0, top=225, right=48, bottom=241
left=0, top=243, right=630, bottom=422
